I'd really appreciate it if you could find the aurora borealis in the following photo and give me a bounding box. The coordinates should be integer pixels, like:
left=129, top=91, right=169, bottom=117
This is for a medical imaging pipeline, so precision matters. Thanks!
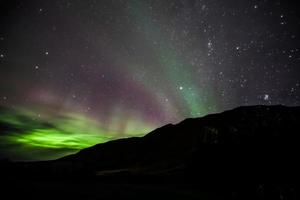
left=0, top=0, right=300, bottom=160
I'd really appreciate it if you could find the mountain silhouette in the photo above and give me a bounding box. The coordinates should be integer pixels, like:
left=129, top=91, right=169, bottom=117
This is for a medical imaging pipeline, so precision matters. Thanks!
left=57, top=105, right=300, bottom=180
left=1, top=105, right=300, bottom=199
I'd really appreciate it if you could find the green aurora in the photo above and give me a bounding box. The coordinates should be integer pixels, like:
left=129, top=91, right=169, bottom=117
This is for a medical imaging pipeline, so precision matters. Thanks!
left=129, top=0, right=217, bottom=117
left=0, top=106, right=154, bottom=160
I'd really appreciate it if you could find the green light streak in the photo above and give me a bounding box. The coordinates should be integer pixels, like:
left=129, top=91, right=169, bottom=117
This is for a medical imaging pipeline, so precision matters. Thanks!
left=129, top=0, right=217, bottom=117
left=0, top=107, right=113, bottom=160
left=0, top=106, right=156, bottom=160
left=15, top=129, right=108, bottom=149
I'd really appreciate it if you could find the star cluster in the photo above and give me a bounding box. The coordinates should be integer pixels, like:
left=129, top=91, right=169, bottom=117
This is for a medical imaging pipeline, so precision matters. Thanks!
left=0, top=0, right=299, bottom=160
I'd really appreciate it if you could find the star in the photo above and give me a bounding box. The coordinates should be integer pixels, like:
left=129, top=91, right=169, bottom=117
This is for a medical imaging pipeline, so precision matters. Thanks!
left=208, top=41, right=212, bottom=49
left=179, top=86, right=183, bottom=90
left=263, top=94, right=269, bottom=101
left=45, top=51, right=49, bottom=55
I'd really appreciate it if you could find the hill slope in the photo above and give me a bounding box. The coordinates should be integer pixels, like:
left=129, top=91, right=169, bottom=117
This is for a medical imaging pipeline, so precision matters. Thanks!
left=58, top=105, right=300, bottom=180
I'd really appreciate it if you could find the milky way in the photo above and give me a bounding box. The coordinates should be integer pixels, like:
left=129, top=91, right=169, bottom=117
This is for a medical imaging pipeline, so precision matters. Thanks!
left=0, top=0, right=299, bottom=160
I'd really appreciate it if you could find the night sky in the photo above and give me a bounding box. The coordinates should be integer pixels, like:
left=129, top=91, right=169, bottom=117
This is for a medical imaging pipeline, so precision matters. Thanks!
left=0, top=0, right=299, bottom=160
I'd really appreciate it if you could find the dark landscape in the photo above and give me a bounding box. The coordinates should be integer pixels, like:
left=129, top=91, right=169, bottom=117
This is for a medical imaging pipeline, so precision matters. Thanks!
left=1, top=105, right=300, bottom=199
left=1, top=0, right=300, bottom=199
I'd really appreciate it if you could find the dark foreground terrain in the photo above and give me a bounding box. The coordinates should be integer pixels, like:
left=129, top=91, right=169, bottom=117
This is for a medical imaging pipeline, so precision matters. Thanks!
left=1, top=105, right=300, bottom=199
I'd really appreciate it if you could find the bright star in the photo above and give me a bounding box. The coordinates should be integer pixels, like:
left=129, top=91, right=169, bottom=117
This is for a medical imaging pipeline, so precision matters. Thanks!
left=263, top=94, right=269, bottom=101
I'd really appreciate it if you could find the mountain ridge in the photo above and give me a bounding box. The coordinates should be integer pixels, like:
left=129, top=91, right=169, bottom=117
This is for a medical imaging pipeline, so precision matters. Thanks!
left=56, top=105, right=300, bottom=181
